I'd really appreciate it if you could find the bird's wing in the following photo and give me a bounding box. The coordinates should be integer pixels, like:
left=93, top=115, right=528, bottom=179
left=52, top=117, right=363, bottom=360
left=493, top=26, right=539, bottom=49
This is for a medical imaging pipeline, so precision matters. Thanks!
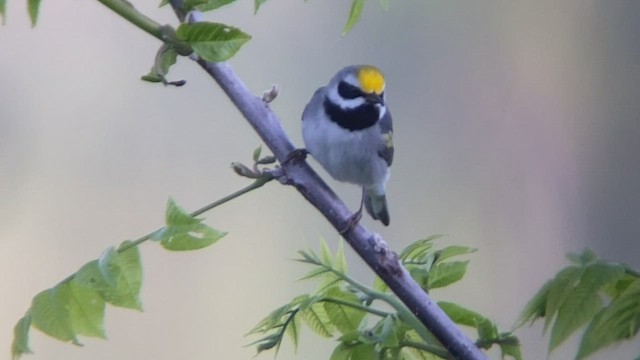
left=377, top=109, right=394, bottom=167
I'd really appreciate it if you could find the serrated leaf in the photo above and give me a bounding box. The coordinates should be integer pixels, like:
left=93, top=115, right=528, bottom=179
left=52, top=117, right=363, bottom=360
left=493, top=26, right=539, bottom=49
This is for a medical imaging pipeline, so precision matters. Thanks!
left=403, top=330, right=442, bottom=360
left=324, top=287, right=366, bottom=335
left=427, top=261, right=469, bottom=289
left=549, top=262, right=626, bottom=351
left=335, top=240, right=348, bottom=274
left=342, top=0, right=364, bottom=36
left=434, top=245, right=476, bottom=265
left=11, top=315, right=32, bottom=359
left=183, top=0, right=236, bottom=12
left=577, top=278, right=640, bottom=359
left=66, top=281, right=106, bottom=338
left=514, top=279, right=552, bottom=328
left=285, top=315, right=300, bottom=351
left=30, top=287, right=78, bottom=344
left=319, top=238, right=334, bottom=267
left=543, top=266, right=583, bottom=332
left=438, top=301, right=487, bottom=328
left=176, top=22, right=251, bottom=62
left=254, top=0, right=267, bottom=14
left=152, top=198, right=227, bottom=251
left=28, top=0, right=40, bottom=26
left=91, top=246, right=143, bottom=310
left=399, top=235, right=441, bottom=262
left=301, top=302, right=333, bottom=337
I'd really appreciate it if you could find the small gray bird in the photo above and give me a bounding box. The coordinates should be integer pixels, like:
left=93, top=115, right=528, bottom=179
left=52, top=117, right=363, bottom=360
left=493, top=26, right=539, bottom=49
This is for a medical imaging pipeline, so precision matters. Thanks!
left=302, top=65, right=394, bottom=228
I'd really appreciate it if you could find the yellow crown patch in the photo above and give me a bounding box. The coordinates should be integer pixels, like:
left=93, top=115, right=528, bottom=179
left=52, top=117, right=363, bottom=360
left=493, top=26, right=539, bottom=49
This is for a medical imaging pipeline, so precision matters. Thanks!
left=357, top=66, right=385, bottom=95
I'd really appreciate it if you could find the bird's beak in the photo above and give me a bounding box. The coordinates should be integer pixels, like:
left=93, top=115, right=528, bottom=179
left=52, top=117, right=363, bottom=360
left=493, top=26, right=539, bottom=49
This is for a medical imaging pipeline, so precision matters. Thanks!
left=365, top=93, right=384, bottom=105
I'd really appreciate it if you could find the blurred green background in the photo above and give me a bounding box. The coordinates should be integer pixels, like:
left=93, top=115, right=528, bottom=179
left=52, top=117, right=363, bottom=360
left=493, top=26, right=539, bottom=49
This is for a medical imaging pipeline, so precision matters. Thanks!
left=1, top=1, right=639, bottom=359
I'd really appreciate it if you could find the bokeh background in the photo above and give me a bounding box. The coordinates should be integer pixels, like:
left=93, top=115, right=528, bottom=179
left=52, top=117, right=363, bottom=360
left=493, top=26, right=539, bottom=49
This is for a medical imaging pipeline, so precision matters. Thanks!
left=1, top=1, right=639, bottom=359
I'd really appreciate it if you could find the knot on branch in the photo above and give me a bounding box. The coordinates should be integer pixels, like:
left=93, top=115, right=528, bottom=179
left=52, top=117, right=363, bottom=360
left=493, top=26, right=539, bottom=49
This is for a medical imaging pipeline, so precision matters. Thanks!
left=369, top=233, right=402, bottom=276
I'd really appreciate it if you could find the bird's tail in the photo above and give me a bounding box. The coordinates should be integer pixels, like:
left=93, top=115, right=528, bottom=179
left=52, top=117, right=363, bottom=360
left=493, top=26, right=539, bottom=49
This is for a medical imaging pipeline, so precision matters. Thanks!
left=364, top=187, right=390, bottom=226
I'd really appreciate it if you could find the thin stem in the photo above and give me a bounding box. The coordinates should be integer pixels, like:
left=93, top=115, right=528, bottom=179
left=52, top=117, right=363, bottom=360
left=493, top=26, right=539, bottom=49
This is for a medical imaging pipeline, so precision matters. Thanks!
left=97, top=0, right=164, bottom=41
left=117, top=176, right=272, bottom=253
left=320, top=297, right=390, bottom=318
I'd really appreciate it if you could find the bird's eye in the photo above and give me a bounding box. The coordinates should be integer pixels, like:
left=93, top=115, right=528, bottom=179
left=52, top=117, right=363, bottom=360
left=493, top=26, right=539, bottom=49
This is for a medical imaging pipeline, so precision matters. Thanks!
left=338, top=81, right=362, bottom=100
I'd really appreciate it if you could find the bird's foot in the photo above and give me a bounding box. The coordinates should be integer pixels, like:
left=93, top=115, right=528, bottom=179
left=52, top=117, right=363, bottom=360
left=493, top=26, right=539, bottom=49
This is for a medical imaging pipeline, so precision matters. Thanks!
left=339, top=210, right=363, bottom=235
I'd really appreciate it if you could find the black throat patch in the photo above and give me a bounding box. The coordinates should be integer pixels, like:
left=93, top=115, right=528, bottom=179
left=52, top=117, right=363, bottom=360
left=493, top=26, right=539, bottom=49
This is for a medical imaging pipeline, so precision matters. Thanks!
left=323, top=99, right=380, bottom=131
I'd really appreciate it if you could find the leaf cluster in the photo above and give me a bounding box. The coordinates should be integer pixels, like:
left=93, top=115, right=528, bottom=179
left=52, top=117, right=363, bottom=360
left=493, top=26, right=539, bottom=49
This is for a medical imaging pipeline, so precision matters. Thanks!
left=248, top=237, right=521, bottom=360
left=11, top=198, right=225, bottom=359
left=516, top=248, right=640, bottom=360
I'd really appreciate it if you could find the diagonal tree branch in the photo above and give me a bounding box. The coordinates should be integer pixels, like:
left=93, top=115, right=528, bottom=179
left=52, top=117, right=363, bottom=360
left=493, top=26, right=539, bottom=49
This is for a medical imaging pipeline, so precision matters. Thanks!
left=192, top=59, right=486, bottom=360
left=98, top=0, right=486, bottom=357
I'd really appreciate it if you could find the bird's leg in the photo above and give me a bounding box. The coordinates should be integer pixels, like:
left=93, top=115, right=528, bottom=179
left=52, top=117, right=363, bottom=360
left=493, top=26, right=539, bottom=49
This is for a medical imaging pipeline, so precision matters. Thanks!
left=339, top=188, right=365, bottom=235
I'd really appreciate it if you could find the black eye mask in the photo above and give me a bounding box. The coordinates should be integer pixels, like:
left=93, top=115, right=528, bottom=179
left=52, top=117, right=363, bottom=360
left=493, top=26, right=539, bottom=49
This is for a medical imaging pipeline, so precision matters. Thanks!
left=337, top=81, right=364, bottom=100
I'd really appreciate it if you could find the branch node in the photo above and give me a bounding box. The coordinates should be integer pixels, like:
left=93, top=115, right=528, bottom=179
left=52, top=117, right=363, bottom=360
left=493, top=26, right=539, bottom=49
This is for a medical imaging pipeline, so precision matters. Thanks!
left=262, top=84, right=280, bottom=103
left=370, top=233, right=402, bottom=276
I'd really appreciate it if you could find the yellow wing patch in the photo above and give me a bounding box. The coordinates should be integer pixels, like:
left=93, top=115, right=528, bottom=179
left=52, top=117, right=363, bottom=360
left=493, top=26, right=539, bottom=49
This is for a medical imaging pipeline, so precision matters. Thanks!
left=358, top=66, right=385, bottom=95
left=381, top=131, right=393, bottom=148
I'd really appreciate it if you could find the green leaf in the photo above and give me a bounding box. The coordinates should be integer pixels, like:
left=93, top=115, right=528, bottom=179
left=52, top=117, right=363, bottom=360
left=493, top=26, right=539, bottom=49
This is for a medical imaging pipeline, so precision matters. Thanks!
left=330, top=342, right=352, bottom=360
left=567, top=248, right=598, bottom=266
left=500, top=341, right=523, bottom=360
left=335, top=240, right=348, bottom=274
left=151, top=198, right=227, bottom=251
left=252, top=145, right=262, bottom=162
left=319, top=238, right=334, bottom=267
left=11, top=315, right=32, bottom=360
left=28, top=0, right=40, bottom=26
left=342, top=0, right=365, bottom=36
left=92, top=246, right=143, bottom=310
left=301, top=301, right=333, bottom=337
left=323, top=287, right=366, bottom=335
left=254, top=0, right=268, bottom=14
left=142, top=44, right=179, bottom=85
left=476, top=318, right=498, bottom=342
left=30, top=287, right=78, bottom=344
left=159, top=0, right=169, bottom=6
left=427, top=261, right=469, bottom=289
left=399, top=235, right=440, bottom=262
left=284, top=315, right=300, bottom=351
left=577, top=278, right=640, bottom=359
left=66, top=281, right=106, bottom=338
left=0, top=0, right=6, bottom=25
left=543, top=266, right=583, bottom=332
left=514, top=279, right=552, bottom=328
left=184, top=0, right=236, bottom=12
left=549, top=262, right=626, bottom=351
left=372, top=276, right=389, bottom=293
left=434, top=245, right=476, bottom=265
left=176, top=22, right=251, bottom=62
left=351, top=343, right=376, bottom=359
left=438, top=301, right=487, bottom=328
